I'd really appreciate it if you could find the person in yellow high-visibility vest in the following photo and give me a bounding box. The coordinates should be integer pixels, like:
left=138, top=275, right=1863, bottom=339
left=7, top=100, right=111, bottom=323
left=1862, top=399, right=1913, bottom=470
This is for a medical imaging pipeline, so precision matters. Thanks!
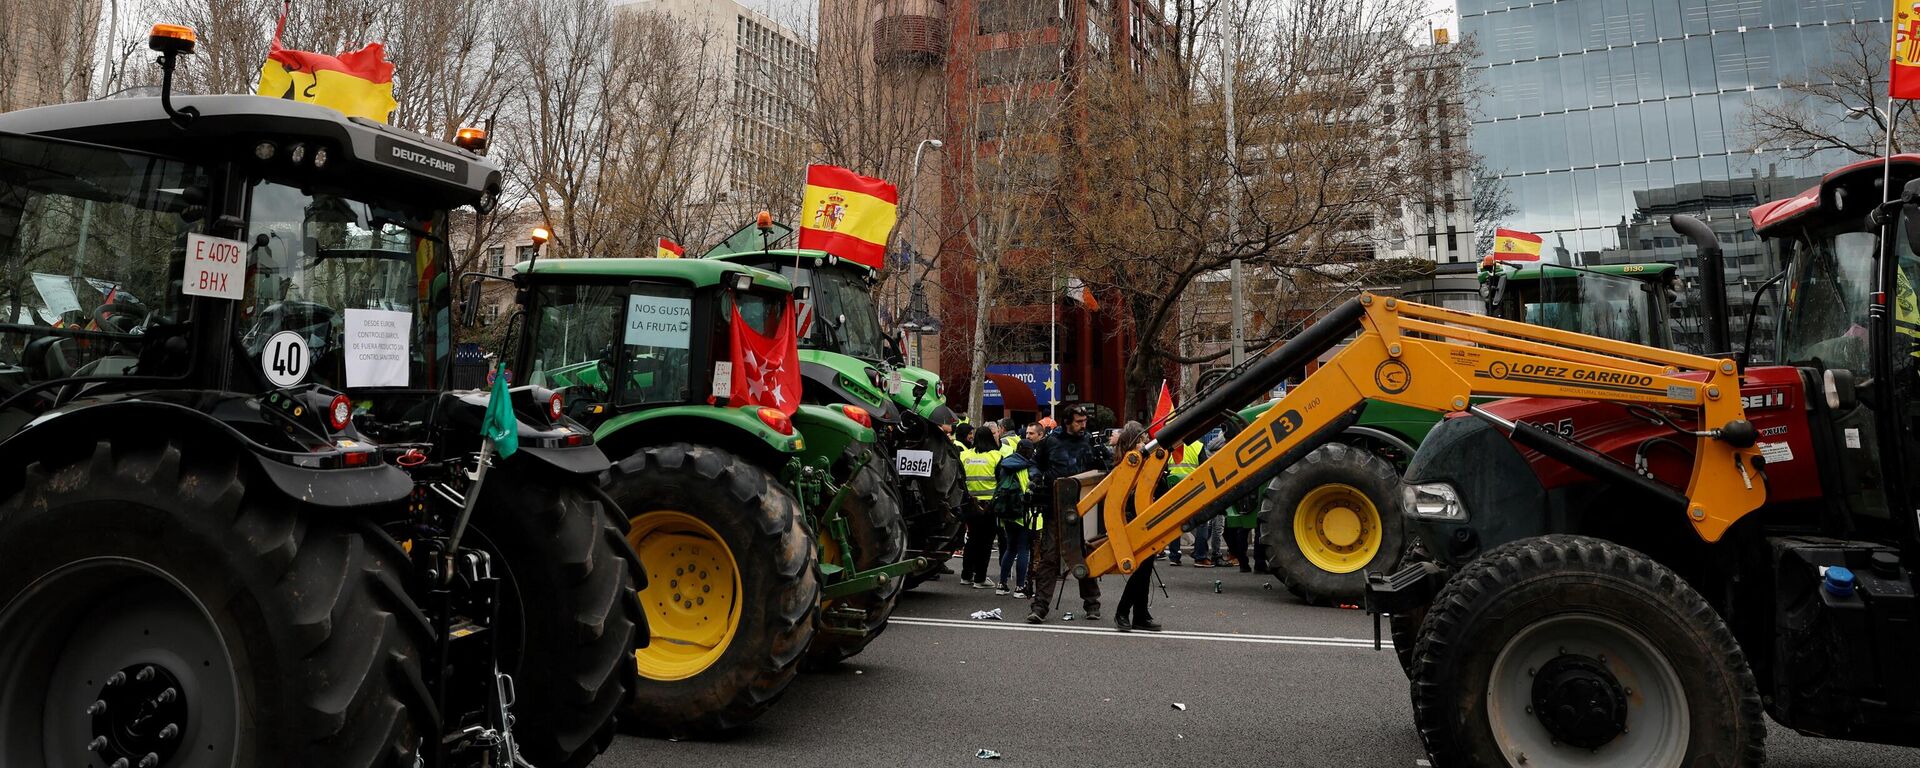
left=958, top=427, right=1010, bottom=588
left=1162, top=439, right=1206, bottom=565
left=1896, top=264, right=1920, bottom=357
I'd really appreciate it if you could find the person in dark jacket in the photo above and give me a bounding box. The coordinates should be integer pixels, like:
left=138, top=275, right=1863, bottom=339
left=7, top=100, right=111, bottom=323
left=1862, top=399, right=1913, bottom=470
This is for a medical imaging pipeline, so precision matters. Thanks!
left=1108, top=422, right=1163, bottom=631
left=1026, top=406, right=1102, bottom=623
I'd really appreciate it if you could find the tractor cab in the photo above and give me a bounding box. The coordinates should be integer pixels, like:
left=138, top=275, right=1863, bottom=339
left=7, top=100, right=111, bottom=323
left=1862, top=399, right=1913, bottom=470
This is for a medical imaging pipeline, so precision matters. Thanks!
left=1479, top=261, right=1681, bottom=349
left=0, top=94, right=502, bottom=444
left=514, top=257, right=810, bottom=457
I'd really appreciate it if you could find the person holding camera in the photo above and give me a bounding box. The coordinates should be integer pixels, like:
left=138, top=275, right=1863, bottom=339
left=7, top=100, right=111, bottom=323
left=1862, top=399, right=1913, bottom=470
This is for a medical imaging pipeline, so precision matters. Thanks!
left=1026, top=406, right=1102, bottom=623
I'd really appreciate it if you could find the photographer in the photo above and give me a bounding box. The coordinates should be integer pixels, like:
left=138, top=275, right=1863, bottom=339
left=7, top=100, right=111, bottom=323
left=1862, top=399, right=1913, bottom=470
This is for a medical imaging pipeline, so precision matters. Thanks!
left=1025, top=406, right=1102, bottom=623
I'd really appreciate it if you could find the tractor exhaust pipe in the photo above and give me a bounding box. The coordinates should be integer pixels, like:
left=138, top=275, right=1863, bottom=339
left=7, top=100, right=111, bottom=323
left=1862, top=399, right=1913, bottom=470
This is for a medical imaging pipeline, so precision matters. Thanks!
left=1672, top=214, right=1732, bottom=355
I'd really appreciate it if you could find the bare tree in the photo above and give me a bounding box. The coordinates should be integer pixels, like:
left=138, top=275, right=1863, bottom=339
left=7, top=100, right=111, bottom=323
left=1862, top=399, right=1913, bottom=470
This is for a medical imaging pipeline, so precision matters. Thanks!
left=1469, top=161, right=1515, bottom=258
left=1059, top=0, right=1476, bottom=414
left=0, top=0, right=104, bottom=111
left=947, top=2, right=1074, bottom=424
left=1742, top=23, right=1918, bottom=159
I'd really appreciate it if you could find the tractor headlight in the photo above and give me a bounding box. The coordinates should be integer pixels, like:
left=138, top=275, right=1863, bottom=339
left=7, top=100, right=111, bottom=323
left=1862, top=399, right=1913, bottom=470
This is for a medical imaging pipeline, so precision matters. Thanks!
left=1403, top=482, right=1465, bottom=521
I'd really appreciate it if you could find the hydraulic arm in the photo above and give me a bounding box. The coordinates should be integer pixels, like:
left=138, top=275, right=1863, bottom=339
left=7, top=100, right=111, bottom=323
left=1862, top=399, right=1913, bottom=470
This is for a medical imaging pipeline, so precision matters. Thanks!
left=1071, top=293, right=1766, bottom=578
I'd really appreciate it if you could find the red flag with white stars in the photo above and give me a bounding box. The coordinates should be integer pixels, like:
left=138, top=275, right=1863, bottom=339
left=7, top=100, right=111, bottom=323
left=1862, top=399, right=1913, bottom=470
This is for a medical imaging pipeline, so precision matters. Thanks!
left=728, top=300, right=801, bottom=415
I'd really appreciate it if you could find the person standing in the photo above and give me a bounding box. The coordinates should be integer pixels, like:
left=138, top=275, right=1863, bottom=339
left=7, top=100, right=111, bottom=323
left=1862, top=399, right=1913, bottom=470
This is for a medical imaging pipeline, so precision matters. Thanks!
left=958, top=426, right=1008, bottom=588
left=1108, top=422, right=1163, bottom=632
left=993, top=438, right=1038, bottom=597
left=1026, top=406, right=1102, bottom=623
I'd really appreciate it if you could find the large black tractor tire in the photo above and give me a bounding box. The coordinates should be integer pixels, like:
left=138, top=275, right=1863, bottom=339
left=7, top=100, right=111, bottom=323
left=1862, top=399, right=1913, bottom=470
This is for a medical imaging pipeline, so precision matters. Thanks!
left=467, top=461, right=644, bottom=767
left=0, top=441, right=430, bottom=768
left=803, top=442, right=907, bottom=669
left=1410, top=535, right=1765, bottom=768
left=608, top=443, right=819, bottom=738
left=1260, top=442, right=1404, bottom=605
left=902, top=432, right=965, bottom=590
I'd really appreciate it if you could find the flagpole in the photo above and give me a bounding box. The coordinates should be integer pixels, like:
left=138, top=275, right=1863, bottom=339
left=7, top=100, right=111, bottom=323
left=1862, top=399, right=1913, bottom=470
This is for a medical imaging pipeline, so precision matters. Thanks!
left=1885, top=92, right=1898, bottom=203
left=1049, top=275, right=1058, bottom=421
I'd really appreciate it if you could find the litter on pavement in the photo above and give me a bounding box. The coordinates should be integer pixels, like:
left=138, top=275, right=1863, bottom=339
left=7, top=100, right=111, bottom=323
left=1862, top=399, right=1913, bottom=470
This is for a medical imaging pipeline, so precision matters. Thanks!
left=1063, top=611, right=1075, bottom=621
left=1171, top=703, right=1188, bottom=711
left=976, top=749, right=1002, bottom=759
left=970, top=608, right=1004, bottom=620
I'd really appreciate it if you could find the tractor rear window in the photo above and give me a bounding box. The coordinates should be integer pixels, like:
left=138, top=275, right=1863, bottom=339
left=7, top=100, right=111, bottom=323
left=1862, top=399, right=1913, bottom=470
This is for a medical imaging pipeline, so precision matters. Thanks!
left=0, top=134, right=206, bottom=415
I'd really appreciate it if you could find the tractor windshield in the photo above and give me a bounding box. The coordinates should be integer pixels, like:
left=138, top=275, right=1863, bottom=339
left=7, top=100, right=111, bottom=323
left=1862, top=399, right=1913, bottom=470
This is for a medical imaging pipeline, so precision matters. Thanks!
left=526, top=282, right=695, bottom=409
left=1505, top=268, right=1667, bottom=347
left=1777, top=229, right=1877, bottom=373
left=0, top=133, right=207, bottom=408
left=783, top=264, right=884, bottom=361
left=240, top=180, right=454, bottom=391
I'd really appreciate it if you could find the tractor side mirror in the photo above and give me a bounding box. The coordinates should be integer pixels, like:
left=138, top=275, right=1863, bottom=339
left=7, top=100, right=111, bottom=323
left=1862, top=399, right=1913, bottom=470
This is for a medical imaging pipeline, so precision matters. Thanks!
left=461, top=276, right=483, bottom=327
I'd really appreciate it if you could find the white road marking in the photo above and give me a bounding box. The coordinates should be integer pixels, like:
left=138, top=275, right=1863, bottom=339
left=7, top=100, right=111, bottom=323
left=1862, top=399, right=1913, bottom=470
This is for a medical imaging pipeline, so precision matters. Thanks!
left=888, top=616, right=1379, bottom=649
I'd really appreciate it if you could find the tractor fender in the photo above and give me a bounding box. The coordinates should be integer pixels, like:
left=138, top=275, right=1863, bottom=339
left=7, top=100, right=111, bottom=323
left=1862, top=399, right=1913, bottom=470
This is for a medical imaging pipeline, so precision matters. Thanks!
left=592, top=404, right=800, bottom=471
left=798, top=358, right=900, bottom=423
left=0, top=398, right=412, bottom=507
left=791, top=403, right=876, bottom=468
left=1341, top=425, right=1420, bottom=459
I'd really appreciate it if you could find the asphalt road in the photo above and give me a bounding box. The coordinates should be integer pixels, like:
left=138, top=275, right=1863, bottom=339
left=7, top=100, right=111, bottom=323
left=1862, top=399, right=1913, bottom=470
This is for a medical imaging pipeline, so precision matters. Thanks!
left=596, top=559, right=1920, bottom=767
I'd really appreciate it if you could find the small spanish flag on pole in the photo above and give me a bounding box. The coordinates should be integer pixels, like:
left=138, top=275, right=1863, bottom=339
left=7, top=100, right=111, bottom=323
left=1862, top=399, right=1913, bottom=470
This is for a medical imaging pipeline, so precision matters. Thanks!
left=657, top=237, right=684, bottom=259
left=1491, top=228, right=1543, bottom=262
left=799, top=165, right=898, bottom=269
left=255, top=5, right=398, bottom=123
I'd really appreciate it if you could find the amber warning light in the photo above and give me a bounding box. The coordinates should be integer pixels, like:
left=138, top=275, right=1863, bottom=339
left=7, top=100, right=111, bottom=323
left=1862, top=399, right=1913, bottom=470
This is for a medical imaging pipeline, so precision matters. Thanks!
left=454, top=127, right=489, bottom=154
left=149, top=23, right=197, bottom=54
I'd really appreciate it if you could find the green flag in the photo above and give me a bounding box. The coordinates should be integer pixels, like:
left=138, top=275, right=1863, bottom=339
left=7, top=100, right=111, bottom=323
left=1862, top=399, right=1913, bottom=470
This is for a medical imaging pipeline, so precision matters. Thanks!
left=483, top=364, right=518, bottom=457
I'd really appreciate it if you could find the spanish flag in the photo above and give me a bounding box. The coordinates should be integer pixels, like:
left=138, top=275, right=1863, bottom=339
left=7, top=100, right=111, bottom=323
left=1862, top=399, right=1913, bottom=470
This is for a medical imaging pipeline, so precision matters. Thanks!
left=1895, top=0, right=1920, bottom=99
left=1491, top=228, right=1543, bottom=261
left=657, top=238, right=684, bottom=259
left=799, top=165, right=898, bottom=269
left=256, top=13, right=398, bottom=123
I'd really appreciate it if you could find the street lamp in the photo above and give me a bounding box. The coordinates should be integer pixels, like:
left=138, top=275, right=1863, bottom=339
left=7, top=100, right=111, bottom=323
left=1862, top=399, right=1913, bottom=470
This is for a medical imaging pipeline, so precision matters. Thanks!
left=890, top=138, right=944, bottom=362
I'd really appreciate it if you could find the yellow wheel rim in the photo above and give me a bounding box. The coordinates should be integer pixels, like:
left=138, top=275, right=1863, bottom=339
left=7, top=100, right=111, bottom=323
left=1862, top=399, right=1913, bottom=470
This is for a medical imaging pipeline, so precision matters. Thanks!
left=628, top=510, right=742, bottom=681
left=1292, top=483, right=1383, bottom=574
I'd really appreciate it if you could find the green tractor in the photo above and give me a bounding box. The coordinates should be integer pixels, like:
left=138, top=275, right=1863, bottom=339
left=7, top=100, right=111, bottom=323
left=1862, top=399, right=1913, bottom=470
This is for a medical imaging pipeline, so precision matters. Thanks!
left=502, top=255, right=916, bottom=737
left=1244, top=262, right=1683, bottom=604
left=707, top=244, right=965, bottom=588
left=0, top=30, right=640, bottom=768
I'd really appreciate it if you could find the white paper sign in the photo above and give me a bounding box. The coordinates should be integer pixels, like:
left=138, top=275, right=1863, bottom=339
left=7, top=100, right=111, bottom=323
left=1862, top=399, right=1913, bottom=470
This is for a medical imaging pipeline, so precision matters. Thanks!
left=895, top=449, right=935, bottom=477
left=711, top=361, right=733, bottom=399
left=29, top=272, right=82, bottom=317
left=1845, top=428, right=1863, bottom=449
left=183, top=233, right=247, bottom=300
left=1759, top=441, right=1794, bottom=465
left=625, top=294, right=693, bottom=348
left=344, top=308, right=413, bottom=388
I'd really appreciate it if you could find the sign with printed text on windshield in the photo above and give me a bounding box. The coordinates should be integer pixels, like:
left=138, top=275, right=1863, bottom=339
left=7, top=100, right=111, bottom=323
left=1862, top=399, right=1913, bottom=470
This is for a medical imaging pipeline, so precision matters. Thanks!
left=345, top=308, right=412, bottom=388
left=625, top=294, right=692, bottom=348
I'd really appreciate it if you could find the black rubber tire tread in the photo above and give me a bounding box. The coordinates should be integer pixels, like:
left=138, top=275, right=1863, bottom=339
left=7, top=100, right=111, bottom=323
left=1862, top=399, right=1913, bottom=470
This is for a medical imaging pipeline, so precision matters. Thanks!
left=0, top=440, right=430, bottom=768
left=1391, top=551, right=1502, bottom=679
left=803, top=441, right=908, bottom=668
left=468, top=461, right=642, bottom=768
left=903, top=431, right=965, bottom=591
left=1409, top=534, right=1765, bottom=768
left=608, top=442, right=819, bottom=738
left=1259, top=442, right=1405, bottom=604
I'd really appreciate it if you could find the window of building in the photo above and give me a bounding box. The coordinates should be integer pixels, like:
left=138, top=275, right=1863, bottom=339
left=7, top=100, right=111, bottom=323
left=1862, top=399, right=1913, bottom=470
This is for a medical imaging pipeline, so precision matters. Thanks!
left=977, top=0, right=1058, bottom=35
left=517, top=244, right=538, bottom=265
left=488, top=245, right=505, bottom=275
left=1446, top=225, right=1458, bottom=253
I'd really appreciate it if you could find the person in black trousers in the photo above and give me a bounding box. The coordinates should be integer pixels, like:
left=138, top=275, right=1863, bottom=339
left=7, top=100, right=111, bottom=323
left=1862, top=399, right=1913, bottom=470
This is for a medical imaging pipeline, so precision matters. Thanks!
left=1110, top=421, right=1163, bottom=632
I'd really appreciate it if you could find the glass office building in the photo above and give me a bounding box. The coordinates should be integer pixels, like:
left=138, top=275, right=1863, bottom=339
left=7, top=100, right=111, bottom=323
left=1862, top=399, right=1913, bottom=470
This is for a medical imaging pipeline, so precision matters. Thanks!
left=1462, top=0, right=1890, bottom=354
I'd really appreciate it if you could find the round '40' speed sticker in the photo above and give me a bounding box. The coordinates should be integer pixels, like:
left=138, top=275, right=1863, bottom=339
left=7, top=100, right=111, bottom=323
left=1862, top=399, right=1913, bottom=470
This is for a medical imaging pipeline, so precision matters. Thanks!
left=262, top=330, right=310, bottom=388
